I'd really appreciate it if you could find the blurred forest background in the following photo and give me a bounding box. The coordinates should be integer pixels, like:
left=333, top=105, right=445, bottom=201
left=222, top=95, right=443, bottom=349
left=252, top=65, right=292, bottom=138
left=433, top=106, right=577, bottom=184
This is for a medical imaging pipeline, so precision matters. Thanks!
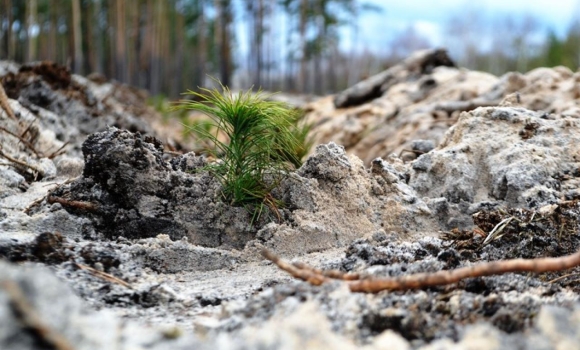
left=1, top=0, right=580, bottom=97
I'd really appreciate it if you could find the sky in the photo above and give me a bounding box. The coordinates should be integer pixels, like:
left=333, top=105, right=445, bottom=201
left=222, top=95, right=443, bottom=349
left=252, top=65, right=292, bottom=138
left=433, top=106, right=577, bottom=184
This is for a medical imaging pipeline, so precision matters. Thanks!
left=346, top=0, right=580, bottom=53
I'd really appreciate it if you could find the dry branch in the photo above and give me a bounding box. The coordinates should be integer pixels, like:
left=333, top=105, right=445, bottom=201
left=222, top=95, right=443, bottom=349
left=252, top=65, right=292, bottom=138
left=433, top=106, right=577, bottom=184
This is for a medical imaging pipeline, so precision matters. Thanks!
left=24, top=194, right=52, bottom=215
left=291, top=260, right=360, bottom=280
left=163, top=150, right=184, bottom=156
left=432, top=99, right=497, bottom=114
left=0, top=82, right=16, bottom=120
left=0, top=148, right=44, bottom=177
left=25, top=178, right=78, bottom=214
left=261, top=247, right=580, bottom=293
left=261, top=249, right=328, bottom=286
left=20, top=119, right=37, bottom=139
left=0, top=126, right=42, bottom=157
left=47, top=195, right=98, bottom=211
left=1, top=280, right=75, bottom=350
left=74, top=263, right=132, bottom=289
left=46, top=141, right=70, bottom=159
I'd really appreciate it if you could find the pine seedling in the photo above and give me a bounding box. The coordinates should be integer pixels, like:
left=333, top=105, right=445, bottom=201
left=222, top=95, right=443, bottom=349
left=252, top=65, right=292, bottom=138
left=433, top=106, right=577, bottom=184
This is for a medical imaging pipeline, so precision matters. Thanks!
left=174, top=84, right=306, bottom=221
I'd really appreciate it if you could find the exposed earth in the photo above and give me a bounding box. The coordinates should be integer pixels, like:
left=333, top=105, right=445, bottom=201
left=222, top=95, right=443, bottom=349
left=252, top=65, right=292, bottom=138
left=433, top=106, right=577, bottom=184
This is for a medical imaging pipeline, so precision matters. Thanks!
left=1, top=50, right=580, bottom=349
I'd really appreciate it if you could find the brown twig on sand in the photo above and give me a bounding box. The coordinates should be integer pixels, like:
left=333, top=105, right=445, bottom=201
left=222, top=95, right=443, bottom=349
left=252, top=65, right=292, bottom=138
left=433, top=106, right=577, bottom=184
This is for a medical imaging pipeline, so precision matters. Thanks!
left=24, top=194, right=51, bottom=215
left=0, top=82, right=17, bottom=120
left=20, top=119, right=37, bottom=139
left=433, top=100, right=498, bottom=114
left=24, top=178, right=79, bottom=214
left=74, top=263, right=133, bottom=289
left=261, top=249, right=328, bottom=286
left=291, top=261, right=360, bottom=281
left=163, top=150, right=184, bottom=156
left=1, top=280, right=75, bottom=350
left=47, top=195, right=98, bottom=211
left=0, top=147, right=44, bottom=177
left=547, top=272, right=580, bottom=284
left=398, top=149, right=427, bottom=158
left=261, top=247, right=580, bottom=293
left=46, top=141, right=70, bottom=159
left=0, top=126, right=42, bottom=157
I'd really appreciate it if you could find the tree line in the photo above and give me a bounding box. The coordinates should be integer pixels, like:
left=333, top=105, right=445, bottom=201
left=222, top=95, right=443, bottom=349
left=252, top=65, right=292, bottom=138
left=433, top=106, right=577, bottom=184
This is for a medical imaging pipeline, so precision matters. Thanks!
left=439, top=10, right=580, bottom=76
left=0, top=0, right=379, bottom=96
left=1, top=1, right=579, bottom=98
left=364, top=10, right=580, bottom=78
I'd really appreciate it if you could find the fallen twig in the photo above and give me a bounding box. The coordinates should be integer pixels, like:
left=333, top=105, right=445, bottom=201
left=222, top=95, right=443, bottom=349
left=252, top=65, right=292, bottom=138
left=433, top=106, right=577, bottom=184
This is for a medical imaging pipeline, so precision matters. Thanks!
left=20, top=119, right=37, bottom=140
left=0, top=147, right=44, bottom=177
left=24, top=178, right=78, bottom=214
left=24, top=195, right=50, bottom=215
left=163, top=150, right=184, bottom=156
left=291, top=261, right=360, bottom=281
left=261, top=249, right=328, bottom=286
left=0, top=125, right=42, bottom=157
left=46, top=141, right=69, bottom=159
left=547, top=272, right=580, bottom=284
left=0, top=82, right=16, bottom=120
left=399, top=148, right=427, bottom=158
left=433, top=100, right=498, bottom=114
left=1, top=280, right=75, bottom=350
left=47, top=195, right=98, bottom=211
left=261, top=247, right=580, bottom=293
left=74, top=263, right=132, bottom=289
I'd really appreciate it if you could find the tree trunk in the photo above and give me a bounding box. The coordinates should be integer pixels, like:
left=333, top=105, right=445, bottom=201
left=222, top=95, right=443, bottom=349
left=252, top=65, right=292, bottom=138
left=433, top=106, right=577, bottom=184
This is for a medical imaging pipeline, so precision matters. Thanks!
left=214, top=0, right=222, bottom=84
left=106, top=0, right=115, bottom=77
left=83, top=1, right=94, bottom=72
left=157, top=0, right=169, bottom=94
left=115, top=0, right=127, bottom=82
left=0, top=1, right=4, bottom=58
left=215, top=0, right=232, bottom=87
left=139, top=0, right=152, bottom=88
left=282, top=1, right=295, bottom=91
left=93, top=0, right=104, bottom=73
left=255, top=0, right=263, bottom=87
left=174, top=6, right=185, bottom=96
left=265, top=0, right=272, bottom=89
left=298, top=0, right=308, bottom=92
left=47, top=0, right=57, bottom=61
left=199, top=1, right=207, bottom=88
left=127, top=0, right=140, bottom=86
left=314, top=0, right=327, bottom=94
left=222, top=0, right=233, bottom=87
left=1, top=0, right=13, bottom=59
left=149, top=0, right=164, bottom=94
left=25, top=0, right=37, bottom=62
left=71, top=0, right=83, bottom=74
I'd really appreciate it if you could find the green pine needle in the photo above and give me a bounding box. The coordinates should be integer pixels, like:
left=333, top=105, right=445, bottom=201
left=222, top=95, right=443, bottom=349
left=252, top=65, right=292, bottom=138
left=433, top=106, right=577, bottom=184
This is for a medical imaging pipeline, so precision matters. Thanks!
left=173, top=83, right=310, bottom=222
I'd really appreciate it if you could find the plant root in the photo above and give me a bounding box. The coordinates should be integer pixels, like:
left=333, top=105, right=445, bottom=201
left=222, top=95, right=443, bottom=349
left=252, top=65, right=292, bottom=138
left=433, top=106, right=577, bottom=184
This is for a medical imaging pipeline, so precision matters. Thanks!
left=261, top=247, right=580, bottom=293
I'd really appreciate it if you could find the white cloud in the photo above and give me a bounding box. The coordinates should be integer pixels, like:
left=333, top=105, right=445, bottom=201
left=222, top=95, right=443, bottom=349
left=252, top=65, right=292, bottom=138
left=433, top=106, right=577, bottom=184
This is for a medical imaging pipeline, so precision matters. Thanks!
left=346, top=0, right=580, bottom=53
left=413, top=20, right=443, bottom=46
